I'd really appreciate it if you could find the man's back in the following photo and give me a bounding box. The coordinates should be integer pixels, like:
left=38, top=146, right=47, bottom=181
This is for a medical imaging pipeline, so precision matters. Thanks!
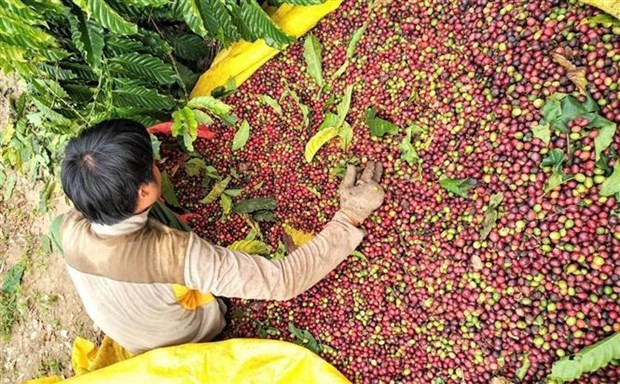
left=60, top=209, right=225, bottom=354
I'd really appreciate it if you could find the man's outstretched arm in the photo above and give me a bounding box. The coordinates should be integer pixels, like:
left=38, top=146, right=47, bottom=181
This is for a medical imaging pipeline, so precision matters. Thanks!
left=183, top=161, right=385, bottom=301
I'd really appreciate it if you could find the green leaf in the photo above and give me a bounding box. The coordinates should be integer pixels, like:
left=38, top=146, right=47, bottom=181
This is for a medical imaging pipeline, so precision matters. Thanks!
left=600, top=162, right=620, bottom=197
left=172, top=106, right=198, bottom=151
left=545, top=172, right=566, bottom=193
left=188, top=96, right=232, bottom=113
left=150, top=201, right=191, bottom=231
left=184, top=158, right=207, bottom=176
left=150, top=134, right=161, bottom=161
left=139, top=28, right=173, bottom=56
left=73, top=0, right=138, bottom=35
left=288, top=323, right=321, bottom=354
left=540, top=99, right=562, bottom=124
left=480, top=193, right=503, bottom=241
left=228, top=239, right=271, bottom=255
left=542, top=149, right=565, bottom=171
left=335, top=85, right=354, bottom=128
left=232, top=120, right=251, bottom=151
left=489, top=192, right=504, bottom=208
left=346, top=23, right=367, bottom=59
left=304, top=34, right=324, bottom=88
left=399, top=125, right=422, bottom=174
left=198, top=0, right=239, bottom=46
left=277, top=0, right=326, bottom=4
left=220, top=193, right=232, bottom=215
left=581, top=14, right=620, bottom=28
left=224, top=188, right=243, bottom=197
left=365, top=107, right=399, bottom=137
left=399, top=140, right=418, bottom=165
left=211, top=78, right=238, bottom=99
left=479, top=210, right=498, bottom=240
left=531, top=123, right=551, bottom=145
left=338, top=121, right=353, bottom=150
left=40, top=235, right=52, bottom=255
left=202, top=165, right=221, bottom=181
left=39, top=180, right=56, bottom=214
left=285, top=87, right=310, bottom=128
left=169, top=33, right=205, bottom=61
left=49, top=214, right=65, bottom=257
left=171, top=0, right=208, bottom=37
left=516, top=354, right=531, bottom=380
left=439, top=176, right=475, bottom=198
left=332, top=61, right=348, bottom=80
left=234, top=198, right=277, bottom=213
left=550, top=96, right=587, bottom=132
left=304, top=126, right=339, bottom=163
left=549, top=333, right=620, bottom=382
left=110, top=53, right=176, bottom=85
left=253, top=210, right=277, bottom=222
left=187, top=96, right=235, bottom=123
left=3, top=174, right=16, bottom=201
left=124, top=0, right=171, bottom=7
left=561, top=95, right=587, bottom=116
left=318, top=113, right=339, bottom=131
left=105, top=35, right=144, bottom=55
left=239, top=0, right=293, bottom=49
left=2, top=263, right=25, bottom=294
left=112, top=83, right=176, bottom=109
left=590, top=115, right=616, bottom=161
left=584, top=93, right=600, bottom=113
left=67, top=9, right=104, bottom=68
left=305, top=185, right=321, bottom=198
left=352, top=250, right=367, bottom=262
left=201, top=176, right=231, bottom=204
left=161, top=171, right=181, bottom=207
left=259, top=95, right=283, bottom=115
left=193, top=109, right=213, bottom=125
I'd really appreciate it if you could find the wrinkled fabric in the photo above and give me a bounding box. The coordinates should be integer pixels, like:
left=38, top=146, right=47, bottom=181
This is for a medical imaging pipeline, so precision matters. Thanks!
left=24, top=338, right=350, bottom=384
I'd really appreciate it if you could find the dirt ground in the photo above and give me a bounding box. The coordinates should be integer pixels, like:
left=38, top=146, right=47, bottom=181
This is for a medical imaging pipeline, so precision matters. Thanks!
left=0, top=176, right=99, bottom=383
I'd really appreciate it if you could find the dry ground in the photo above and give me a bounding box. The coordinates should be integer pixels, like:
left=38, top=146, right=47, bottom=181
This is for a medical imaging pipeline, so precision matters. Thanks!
left=0, top=175, right=99, bottom=383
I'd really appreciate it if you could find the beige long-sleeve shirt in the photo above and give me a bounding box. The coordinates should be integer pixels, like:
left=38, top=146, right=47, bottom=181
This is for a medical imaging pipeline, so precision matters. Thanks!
left=59, top=208, right=364, bottom=354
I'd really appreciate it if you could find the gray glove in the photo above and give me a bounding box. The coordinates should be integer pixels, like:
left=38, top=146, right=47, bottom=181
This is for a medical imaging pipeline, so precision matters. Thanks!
left=339, top=161, right=385, bottom=226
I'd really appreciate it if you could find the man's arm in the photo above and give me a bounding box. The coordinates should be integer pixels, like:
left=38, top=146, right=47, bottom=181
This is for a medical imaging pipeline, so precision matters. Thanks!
left=183, top=161, right=385, bottom=301
left=184, top=211, right=363, bottom=300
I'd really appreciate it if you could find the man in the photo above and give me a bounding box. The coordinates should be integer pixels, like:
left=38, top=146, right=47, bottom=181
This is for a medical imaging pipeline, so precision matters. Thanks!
left=57, top=119, right=384, bottom=354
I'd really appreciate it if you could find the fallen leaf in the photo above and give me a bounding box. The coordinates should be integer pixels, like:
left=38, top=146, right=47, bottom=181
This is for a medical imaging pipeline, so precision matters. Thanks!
left=282, top=232, right=297, bottom=254
left=490, top=377, right=513, bottom=384
left=282, top=224, right=313, bottom=246
left=551, top=53, right=587, bottom=94
left=472, top=255, right=484, bottom=271
left=531, top=123, right=551, bottom=145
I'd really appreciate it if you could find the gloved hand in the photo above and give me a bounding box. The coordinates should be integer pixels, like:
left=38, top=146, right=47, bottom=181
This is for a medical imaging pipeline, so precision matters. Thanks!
left=339, top=161, right=385, bottom=226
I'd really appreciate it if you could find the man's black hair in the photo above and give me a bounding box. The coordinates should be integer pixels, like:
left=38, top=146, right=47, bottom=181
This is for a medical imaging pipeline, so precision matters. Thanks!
left=61, top=119, right=154, bottom=225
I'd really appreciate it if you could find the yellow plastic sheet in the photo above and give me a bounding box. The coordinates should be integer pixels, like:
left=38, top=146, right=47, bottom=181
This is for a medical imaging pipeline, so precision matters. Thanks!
left=71, top=336, right=133, bottom=375
left=580, top=0, right=620, bottom=19
left=25, top=338, right=350, bottom=384
left=190, top=0, right=342, bottom=98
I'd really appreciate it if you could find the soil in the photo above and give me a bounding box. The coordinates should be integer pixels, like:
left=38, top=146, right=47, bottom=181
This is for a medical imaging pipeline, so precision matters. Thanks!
left=0, top=175, right=99, bottom=383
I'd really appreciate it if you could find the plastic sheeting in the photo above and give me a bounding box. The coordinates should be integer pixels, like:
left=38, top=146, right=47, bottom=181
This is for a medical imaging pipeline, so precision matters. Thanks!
left=25, top=337, right=350, bottom=383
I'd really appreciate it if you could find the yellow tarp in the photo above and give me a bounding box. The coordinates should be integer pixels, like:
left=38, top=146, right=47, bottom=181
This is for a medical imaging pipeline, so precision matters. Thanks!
left=25, top=337, right=350, bottom=384
left=581, top=0, right=620, bottom=19
left=190, top=0, right=342, bottom=98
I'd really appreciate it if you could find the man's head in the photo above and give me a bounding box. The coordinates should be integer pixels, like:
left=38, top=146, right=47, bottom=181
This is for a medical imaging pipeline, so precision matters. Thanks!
left=61, top=119, right=162, bottom=225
